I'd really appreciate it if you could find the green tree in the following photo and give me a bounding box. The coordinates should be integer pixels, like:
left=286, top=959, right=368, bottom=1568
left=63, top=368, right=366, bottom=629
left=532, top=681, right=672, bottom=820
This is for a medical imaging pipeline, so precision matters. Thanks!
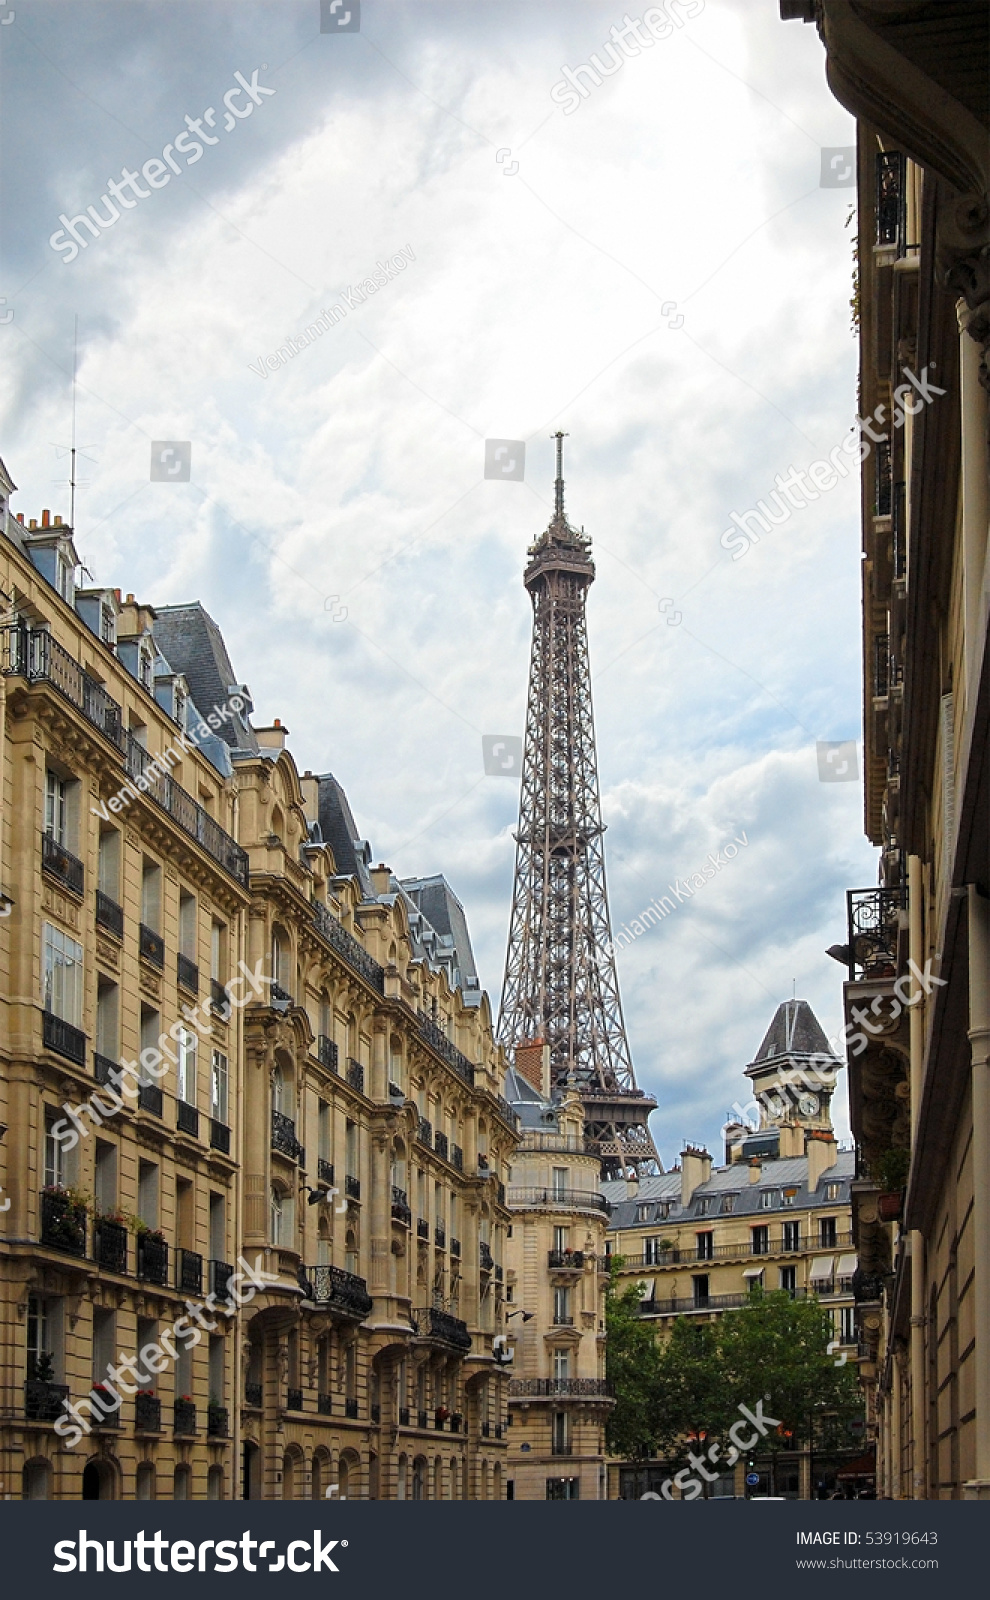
left=653, top=1316, right=733, bottom=1462
left=604, top=1264, right=662, bottom=1459
left=718, top=1290, right=861, bottom=1454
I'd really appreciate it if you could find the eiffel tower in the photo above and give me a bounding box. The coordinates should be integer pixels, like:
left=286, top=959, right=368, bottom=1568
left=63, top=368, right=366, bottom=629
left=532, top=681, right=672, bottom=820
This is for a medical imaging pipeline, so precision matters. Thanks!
left=497, top=433, right=660, bottom=1178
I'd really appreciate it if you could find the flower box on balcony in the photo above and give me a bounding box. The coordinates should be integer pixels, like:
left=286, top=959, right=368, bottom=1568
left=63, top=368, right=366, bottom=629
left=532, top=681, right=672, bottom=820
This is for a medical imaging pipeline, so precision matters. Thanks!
left=877, top=1190, right=904, bottom=1223
left=40, top=1187, right=87, bottom=1255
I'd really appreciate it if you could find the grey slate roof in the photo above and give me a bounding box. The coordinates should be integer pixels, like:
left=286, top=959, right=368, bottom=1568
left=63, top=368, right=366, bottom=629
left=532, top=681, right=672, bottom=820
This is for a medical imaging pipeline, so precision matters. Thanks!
left=749, top=999, right=840, bottom=1069
left=399, top=875, right=483, bottom=1006
left=316, top=773, right=375, bottom=897
left=151, top=603, right=259, bottom=754
left=603, top=1148, right=855, bottom=1226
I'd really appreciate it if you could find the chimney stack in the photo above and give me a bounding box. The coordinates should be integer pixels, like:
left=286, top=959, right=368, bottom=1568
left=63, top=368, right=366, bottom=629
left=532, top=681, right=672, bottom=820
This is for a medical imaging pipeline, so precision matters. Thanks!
left=680, top=1144, right=712, bottom=1207
left=748, top=1156, right=762, bottom=1183
left=514, top=1039, right=550, bottom=1096
left=806, top=1130, right=838, bottom=1191
left=41, top=509, right=50, bottom=528
left=778, top=1121, right=804, bottom=1159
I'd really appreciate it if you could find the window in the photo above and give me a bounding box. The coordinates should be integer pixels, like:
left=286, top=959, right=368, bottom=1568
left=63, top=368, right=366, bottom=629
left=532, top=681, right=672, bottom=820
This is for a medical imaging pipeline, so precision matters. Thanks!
left=551, top=1167, right=568, bottom=1199
left=42, top=924, right=83, bottom=1025
left=553, top=1287, right=570, bottom=1325
left=94, top=1141, right=117, bottom=1215
left=44, top=1109, right=70, bottom=1189
left=783, top=1220, right=800, bottom=1252
left=839, top=1306, right=856, bottom=1344
left=761, top=1189, right=777, bottom=1210
left=551, top=1412, right=569, bottom=1455
left=782, top=1188, right=797, bottom=1207
left=644, top=1236, right=663, bottom=1264
left=696, top=1231, right=713, bottom=1261
left=780, top=1265, right=797, bottom=1295
left=271, top=1186, right=285, bottom=1246
left=92, top=1307, right=115, bottom=1385
left=27, top=1293, right=60, bottom=1380
left=553, top=1349, right=570, bottom=1381
left=178, top=892, right=196, bottom=959
left=138, top=1161, right=159, bottom=1229
left=210, top=922, right=226, bottom=982
left=823, top=1182, right=841, bottom=1202
left=819, top=1217, right=838, bottom=1247
left=139, top=645, right=153, bottom=690
left=210, top=1193, right=226, bottom=1262
left=636, top=1203, right=650, bottom=1223
left=98, top=828, right=120, bottom=900
left=211, top=1050, right=228, bottom=1124
left=695, top=1197, right=712, bottom=1216
left=209, top=1335, right=224, bottom=1406
left=45, top=769, right=71, bottom=846
left=751, top=1225, right=769, bottom=1255
left=141, top=859, right=161, bottom=931
left=553, top=1225, right=569, bottom=1253
left=692, top=1275, right=709, bottom=1307
left=720, top=1194, right=736, bottom=1214
left=177, top=1027, right=197, bottom=1105
left=96, top=979, right=118, bottom=1060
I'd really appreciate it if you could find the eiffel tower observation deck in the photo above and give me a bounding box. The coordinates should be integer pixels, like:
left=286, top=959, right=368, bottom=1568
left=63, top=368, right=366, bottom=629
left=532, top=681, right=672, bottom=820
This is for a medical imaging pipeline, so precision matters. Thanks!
left=497, top=433, right=660, bottom=1178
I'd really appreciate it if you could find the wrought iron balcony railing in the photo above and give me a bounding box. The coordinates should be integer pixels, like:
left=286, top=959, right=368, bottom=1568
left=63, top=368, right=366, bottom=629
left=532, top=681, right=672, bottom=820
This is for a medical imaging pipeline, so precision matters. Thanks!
left=271, top=1108, right=304, bottom=1162
left=137, top=1232, right=168, bottom=1285
left=244, top=1383, right=263, bottom=1408
left=450, top=1238, right=461, bottom=1259
left=176, top=1100, right=199, bottom=1139
left=286, top=1389, right=303, bottom=1412
left=211, top=1259, right=234, bottom=1299
left=507, top=1186, right=609, bottom=1215
left=391, top=1186, right=411, bottom=1224
left=139, top=923, right=165, bottom=969
left=93, top=1051, right=119, bottom=1086
left=346, top=1058, right=365, bottom=1094
left=434, top=1131, right=449, bottom=1161
left=845, top=886, right=906, bottom=981
left=173, top=1399, right=197, bottom=1436
left=434, top=1224, right=446, bottom=1249
left=417, top=1217, right=429, bottom=1240
left=479, top=1242, right=494, bottom=1272
left=317, top=1035, right=338, bottom=1072
left=312, top=900, right=384, bottom=992
left=318, top=1158, right=334, bottom=1186
left=179, top=1248, right=203, bottom=1294
left=210, top=1118, right=230, bottom=1154
left=305, top=1265, right=373, bottom=1320
left=138, top=1080, right=163, bottom=1117
left=95, top=888, right=124, bottom=939
left=345, top=1174, right=361, bottom=1200
left=43, top=1010, right=86, bottom=1066
left=876, top=149, right=907, bottom=254
left=210, top=978, right=231, bottom=1019
left=177, top=953, right=199, bottom=993
left=412, top=1307, right=472, bottom=1353
left=319, top=1393, right=333, bottom=1415
left=41, top=830, right=84, bottom=896
left=508, top=1378, right=614, bottom=1399
left=269, top=981, right=292, bottom=1012
left=207, top=1405, right=229, bottom=1437
left=417, top=1011, right=475, bottom=1087
left=451, top=1144, right=463, bottom=1171
left=25, top=1379, right=70, bottom=1422
left=548, top=1250, right=585, bottom=1269
left=94, top=1217, right=128, bottom=1273
left=345, top=1397, right=359, bottom=1419
left=40, top=1189, right=87, bottom=1255
left=417, top=1117, right=432, bottom=1147
left=135, top=1393, right=161, bottom=1432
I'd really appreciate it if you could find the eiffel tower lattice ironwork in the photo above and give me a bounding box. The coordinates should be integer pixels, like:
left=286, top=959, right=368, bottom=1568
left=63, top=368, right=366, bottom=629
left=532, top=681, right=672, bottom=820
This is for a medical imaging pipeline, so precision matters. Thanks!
left=497, top=433, right=660, bottom=1178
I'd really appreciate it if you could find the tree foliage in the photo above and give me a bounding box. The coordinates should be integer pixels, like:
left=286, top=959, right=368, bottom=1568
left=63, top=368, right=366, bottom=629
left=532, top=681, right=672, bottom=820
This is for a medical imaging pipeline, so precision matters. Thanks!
left=606, top=1274, right=862, bottom=1465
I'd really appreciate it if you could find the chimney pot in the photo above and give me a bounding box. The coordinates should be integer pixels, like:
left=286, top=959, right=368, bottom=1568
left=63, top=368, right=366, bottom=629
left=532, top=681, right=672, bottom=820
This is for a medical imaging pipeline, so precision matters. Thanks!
left=16, top=512, right=24, bottom=523
left=748, top=1157, right=762, bottom=1183
left=41, top=509, right=50, bottom=527
left=126, top=593, right=135, bottom=604
left=54, top=515, right=62, bottom=526
left=29, top=519, right=37, bottom=530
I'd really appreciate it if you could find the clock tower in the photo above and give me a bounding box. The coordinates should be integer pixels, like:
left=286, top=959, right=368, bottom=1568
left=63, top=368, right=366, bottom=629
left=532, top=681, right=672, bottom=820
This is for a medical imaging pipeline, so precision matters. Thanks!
left=743, top=998, right=842, bottom=1142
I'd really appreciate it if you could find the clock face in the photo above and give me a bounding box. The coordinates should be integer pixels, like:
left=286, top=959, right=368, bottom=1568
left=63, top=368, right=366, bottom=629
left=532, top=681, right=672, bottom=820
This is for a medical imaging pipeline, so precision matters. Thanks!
left=766, top=1096, right=786, bottom=1121
left=798, top=1093, right=819, bottom=1117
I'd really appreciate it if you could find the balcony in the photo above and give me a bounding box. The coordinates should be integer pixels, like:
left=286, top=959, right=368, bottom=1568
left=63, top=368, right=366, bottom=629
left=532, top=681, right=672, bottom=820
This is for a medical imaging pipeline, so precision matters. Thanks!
left=210, top=1259, right=233, bottom=1300
left=123, top=726, right=248, bottom=886
left=548, top=1250, right=585, bottom=1270
left=210, top=1118, right=231, bottom=1154
left=417, top=1217, right=429, bottom=1240
left=94, top=1217, right=128, bottom=1274
left=507, top=1186, right=609, bottom=1215
left=93, top=1051, right=119, bottom=1087
left=138, top=1080, right=163, bottom=1117
left=177, top=953, right=199, bottom=993
left=210, top=978, right=231, bottom=1019
left=399, top=1406, right=410, bottom=1426
left=271, top=1109, right=304, bottom=1163
left=317, top=1035, right=338, bottom=1072
left=876, top=149, right=906, bottom=255
left=25, top=1379, right=70, bottom=1422
left=245, top=1383, right=263, bottom=1408
left=417, top=1011, right=475, bottom=1087
left=139, top=923, right=165, bottom=970
left=844, top=886, right=906, bottom=981
left=508, top=1378, right=614, bottom=1400
left=137, top=1232, right=168, bottom=1285
left=434, top=1225, right=446, bottom=1249
left=312, top=900, right=385, bottom=993
left=480, top=1242, right=494, bottom=1272
left=134, top=1393, right=161, bottom=1432
left=207, top=1405, right=229, bottom=1438
left=418, top=1409, right=429, bottom=1430
left=319, top=1394, right=333, bottom=1415
left=552, top=1314, right=574, bottom=1327
left=179, top=1248, right=203, bottom=1294
left=417, top=1117, right=432, bottom=1148
left=43, top=1010, right=86, bottom=1067
left=450, top=1237, right=461, bottom=1259
left=269, top=981, right=292, bottom=1013
left=346, top=1059, right=365, bottom=1094
left=306, top=1265, right=373, bottom=1320
left=286, top=1388, right=303, bottom=1412
left=345, top=1174, right=361, bottom=1201
left=412, top=1307, right=472, bottom=1353
left=40, top=1188, right=87, bottom=1256
left=41, top=831, right=84, bottom=897
left=617, top=1233, right=853, bottom=1270
left=173, top=1399, right=197, bottom=1436
left=176, top=1100, right=199, bottom=1139
left=451, top=1144, right=464, bottom=1172
left=391, top=1186, right=412, bottom=1224
left=434, top=1131, right=449, bottom=1161
left=318, top=1158, right=334, bottom=1186
left=345, top=1397, right=359, bottom=1419
left=95, top=889, right=123, bottom=939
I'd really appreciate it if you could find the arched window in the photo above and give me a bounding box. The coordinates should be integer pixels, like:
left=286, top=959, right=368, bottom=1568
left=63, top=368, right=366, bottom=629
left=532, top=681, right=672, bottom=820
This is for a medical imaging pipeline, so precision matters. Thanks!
left=317, top=1215, right=331, bottom=1266
left=312, top=1450, right=331, bottom=1500
left=207, top=1465, right=224, bottom=1500
left=173, top=1465, right=191, bottom=1500
left=136, top=1462, right=155, bottom=1500
left=396, top=1454, right=408, bottom=1500
left=345, top=1229, right=358, bottom=1276
left=272, top=1061, right=285, bottom=1113
left=23, top=1459, right=50, bottom=1499
left=282, top=1449, right=303, bottom=1500
left=270, top=1184, right=284, bottom=1245
left=412, top=1456, right=426, bottom=1500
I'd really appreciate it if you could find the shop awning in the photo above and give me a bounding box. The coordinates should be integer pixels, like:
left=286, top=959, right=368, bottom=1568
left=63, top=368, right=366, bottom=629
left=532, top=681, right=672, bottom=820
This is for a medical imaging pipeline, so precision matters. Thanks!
left=637, top=1278, right=655, bottom=1301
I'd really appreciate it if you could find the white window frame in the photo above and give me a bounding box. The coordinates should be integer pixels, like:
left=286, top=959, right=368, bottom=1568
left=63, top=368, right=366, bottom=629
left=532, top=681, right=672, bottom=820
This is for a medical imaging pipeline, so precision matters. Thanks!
left=176, top=1027, right=197, bottom=1106
left=42, top=922, right=83, bottom=1025
left=211, top=1049, right=229, bottom=1124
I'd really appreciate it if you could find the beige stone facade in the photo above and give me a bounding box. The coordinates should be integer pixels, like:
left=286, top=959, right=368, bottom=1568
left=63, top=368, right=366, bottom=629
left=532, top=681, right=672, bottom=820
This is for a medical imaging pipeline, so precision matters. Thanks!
left=780, top=0, right=989, bottom=1500
left=502, top=1064, right=612, bottom=1499
left=0, top=467, right=517, bottom=1499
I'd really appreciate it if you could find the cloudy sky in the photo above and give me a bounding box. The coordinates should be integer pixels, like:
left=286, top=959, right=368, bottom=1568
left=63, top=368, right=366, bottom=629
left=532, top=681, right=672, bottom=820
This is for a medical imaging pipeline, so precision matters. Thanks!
left=0, top=0, right=876, bottom=1165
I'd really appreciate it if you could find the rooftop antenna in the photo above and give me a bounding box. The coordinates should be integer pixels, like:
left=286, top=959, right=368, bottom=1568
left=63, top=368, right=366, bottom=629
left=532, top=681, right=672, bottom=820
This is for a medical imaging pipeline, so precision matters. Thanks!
left=52, top=316, right=96, bottom=532
left=551, top=429, right=568, bottom=520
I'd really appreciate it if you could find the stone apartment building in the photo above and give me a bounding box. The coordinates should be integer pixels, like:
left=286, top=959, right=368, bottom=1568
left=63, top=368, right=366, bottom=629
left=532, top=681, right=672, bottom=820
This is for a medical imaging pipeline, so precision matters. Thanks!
left=0, top=458, right=517, bottom=1499
left=501, top=1049, right=613, bottom=1500
left=605, top=1001, right=862, bottom=1498
left=780, top=0, right=989, bottom=1498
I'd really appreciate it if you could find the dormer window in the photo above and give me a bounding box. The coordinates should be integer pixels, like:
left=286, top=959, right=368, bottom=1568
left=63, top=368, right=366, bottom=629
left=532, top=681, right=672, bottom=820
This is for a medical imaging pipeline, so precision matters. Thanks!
left=174, top=685, right=186, bottom=730
left=139, top=646, right=153, bottom=689
left=761, top=1189, right=778, bottom=1210
left=696, top=1197, right=712, bottom=1216
left=56, top=554, right=74, bottom=603
left=100, top=605, right=116, bottom=645
left=720, top=1194, right=736, bottom=1214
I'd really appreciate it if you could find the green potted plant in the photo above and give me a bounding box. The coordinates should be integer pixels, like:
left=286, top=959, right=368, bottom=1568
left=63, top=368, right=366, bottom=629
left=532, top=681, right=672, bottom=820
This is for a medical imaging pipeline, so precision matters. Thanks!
left=872, top=1148, right=910, bottom=1220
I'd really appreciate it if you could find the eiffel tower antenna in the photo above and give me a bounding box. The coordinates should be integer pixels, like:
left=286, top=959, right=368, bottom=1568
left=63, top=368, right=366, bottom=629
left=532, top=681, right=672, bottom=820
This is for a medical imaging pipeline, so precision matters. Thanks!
left=497, top=434, right=660, bottom=1178
left=70, top=315, right=78, bottom=530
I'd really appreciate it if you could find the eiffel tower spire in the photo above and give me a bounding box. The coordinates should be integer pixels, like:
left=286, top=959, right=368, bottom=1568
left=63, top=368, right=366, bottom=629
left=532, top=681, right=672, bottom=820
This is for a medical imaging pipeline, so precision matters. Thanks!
left=497, top=434, right=660, bottom=1177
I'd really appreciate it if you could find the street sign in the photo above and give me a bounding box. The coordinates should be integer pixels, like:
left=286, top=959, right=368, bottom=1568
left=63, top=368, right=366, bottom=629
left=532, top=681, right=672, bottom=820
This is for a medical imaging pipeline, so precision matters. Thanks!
left=746, top=1473, right=760, bottom=1487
